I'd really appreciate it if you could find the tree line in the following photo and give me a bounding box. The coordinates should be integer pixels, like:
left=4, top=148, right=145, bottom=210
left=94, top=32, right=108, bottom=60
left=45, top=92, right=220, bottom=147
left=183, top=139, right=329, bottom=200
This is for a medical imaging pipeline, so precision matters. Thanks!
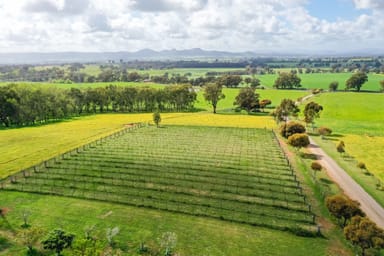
left=0, top=84, right=196, bottom=127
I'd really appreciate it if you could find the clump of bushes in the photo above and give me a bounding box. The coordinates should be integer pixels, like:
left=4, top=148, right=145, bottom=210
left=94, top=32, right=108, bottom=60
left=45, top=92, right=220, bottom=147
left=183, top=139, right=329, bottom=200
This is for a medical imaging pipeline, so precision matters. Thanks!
left=287, top=133, right=310, bottom=151
left=317, top=127, right=332, bottom=139
left=280, top=121, right=306, bottom=138
left=356, top=162, right=366, bottom=170
left=311, top=162, right=322, bottom=177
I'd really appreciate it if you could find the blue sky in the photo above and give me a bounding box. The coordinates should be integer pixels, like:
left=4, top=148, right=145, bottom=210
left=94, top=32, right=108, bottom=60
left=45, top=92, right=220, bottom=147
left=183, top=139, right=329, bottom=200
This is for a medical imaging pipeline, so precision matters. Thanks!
left=0, top=0, right=383, bottom=54
left=307, top=0, right=370, bottom=21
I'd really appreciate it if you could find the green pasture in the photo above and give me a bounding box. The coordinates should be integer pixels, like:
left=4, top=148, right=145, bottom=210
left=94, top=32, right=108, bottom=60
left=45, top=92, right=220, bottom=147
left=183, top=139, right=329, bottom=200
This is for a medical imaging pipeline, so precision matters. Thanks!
left=128, top=67, right=245, bottom=78
left=258, top=73, right=384, bottom=91
left=307, top=92, right=384, bottom=136
left=0, top=190, right=329, bottom=256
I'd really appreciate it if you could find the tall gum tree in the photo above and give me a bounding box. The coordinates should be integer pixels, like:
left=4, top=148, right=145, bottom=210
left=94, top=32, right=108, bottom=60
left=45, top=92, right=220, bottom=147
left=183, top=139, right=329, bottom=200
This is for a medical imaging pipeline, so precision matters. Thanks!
left=203, top=83, right=225, bottom=114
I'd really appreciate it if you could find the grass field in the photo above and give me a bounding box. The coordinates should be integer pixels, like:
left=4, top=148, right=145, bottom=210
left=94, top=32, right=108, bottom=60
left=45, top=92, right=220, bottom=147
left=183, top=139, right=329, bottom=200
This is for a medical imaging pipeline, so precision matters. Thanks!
left=309, top=92, right=384, bottom=136
left=258, top=73, right=384, bottom=91
left=0, top=190, right=329, bottom=256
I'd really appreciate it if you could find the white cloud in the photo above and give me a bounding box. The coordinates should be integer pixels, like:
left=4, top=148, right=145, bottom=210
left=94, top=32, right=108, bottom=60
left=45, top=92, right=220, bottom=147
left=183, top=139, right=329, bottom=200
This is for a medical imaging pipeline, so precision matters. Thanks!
left=353, top=0, right=384, bottom=10
left=0, top=0, right=381, bottom=53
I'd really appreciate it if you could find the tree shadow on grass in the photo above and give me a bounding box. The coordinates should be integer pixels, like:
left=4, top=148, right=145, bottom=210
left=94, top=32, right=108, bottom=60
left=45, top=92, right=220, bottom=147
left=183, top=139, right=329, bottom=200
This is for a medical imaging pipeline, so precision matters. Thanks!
left=0, top=236, right=12, bottom=252
left=300, top=153, right=320, bottom=160
left=0, top=217, right=15, bottom=233
left=319, top=178, right=334, bottom=185
left=324, top=134, right=345, bottom=141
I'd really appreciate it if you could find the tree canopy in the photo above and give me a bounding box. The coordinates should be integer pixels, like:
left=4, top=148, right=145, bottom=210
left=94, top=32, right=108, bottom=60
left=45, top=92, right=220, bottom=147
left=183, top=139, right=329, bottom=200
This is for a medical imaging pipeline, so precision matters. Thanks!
left=42, top=229, right=75, bottom=256
left=344, top=216, right=384, bottom=256
left=233, top=87, right=259, bottom=113
left=280, top=121, right=306, bottom=138
left=153, top=112, right=161, bottom=128
left=345, top=71, right=368, bottom=92
left=273, top=99, right=300, bottom=123
left=203, top=83, right=225, bottom=114
left=287, top=133, right=310, bottom=151
left=329, top=81, right=339, bottom=92
left=0, top=83, right=196, bottom=127
left=273, top=72, right=301, bottom=89
left=216, top=75, right=243, bottom=88
left=325, top=194, right=365, bottom=227
left=303, top=102, right=323, bottom=128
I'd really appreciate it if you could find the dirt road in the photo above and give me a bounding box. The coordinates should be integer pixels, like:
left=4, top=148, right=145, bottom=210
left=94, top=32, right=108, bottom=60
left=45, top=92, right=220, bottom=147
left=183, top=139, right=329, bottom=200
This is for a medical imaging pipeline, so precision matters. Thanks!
left=308, top=137, right=384, bottom=229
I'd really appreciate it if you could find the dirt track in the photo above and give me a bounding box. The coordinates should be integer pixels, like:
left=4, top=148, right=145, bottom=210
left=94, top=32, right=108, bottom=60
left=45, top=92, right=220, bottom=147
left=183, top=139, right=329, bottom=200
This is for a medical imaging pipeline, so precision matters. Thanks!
left=308, top=137, right=384, bottom=229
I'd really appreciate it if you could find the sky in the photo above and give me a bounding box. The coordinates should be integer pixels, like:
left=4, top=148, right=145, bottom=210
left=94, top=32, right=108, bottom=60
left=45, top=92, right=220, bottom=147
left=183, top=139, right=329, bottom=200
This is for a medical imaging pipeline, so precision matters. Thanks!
left=0, top=0, right=383, bottom=54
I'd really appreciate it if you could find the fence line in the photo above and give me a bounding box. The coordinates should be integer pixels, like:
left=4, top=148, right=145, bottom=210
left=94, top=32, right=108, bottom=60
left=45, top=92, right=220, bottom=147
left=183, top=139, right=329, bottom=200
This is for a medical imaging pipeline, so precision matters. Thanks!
left=271, top=129, right=316, bottom=223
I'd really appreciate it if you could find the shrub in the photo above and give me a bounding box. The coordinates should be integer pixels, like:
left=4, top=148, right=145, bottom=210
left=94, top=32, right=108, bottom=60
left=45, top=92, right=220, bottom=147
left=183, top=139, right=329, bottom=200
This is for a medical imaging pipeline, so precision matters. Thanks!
left=280, top=121, right=306, bottom=138
left=325, top=195, right=365, bottom=227
left=287, top=133, right=310, bottom=151
left=311, top=162, right=322, bottom=177
left=336, top=141, right=345, bottom=155
left=311, top=162, right=322, bottom=171
left=356, top=162, right=366, bottom=170
left=318, top=127, right=332, bottom=139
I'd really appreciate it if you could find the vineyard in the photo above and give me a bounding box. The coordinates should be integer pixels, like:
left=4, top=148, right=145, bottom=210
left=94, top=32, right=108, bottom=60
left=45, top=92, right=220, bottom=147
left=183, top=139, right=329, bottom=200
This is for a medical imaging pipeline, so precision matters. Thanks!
left=3, top=125, right=316, bottom=233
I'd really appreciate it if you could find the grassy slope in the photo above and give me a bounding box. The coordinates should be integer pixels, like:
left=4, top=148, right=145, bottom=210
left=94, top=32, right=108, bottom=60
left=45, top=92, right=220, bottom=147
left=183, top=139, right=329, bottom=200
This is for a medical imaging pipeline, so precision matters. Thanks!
left=0, top=191, right=328, bottom=256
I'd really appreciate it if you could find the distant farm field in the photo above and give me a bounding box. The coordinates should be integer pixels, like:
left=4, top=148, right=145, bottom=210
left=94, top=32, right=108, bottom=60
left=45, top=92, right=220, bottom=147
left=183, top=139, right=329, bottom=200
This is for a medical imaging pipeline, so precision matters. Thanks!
left=258, top=73, right=383, bottom=91
left=310, top=92, right=384, bottom=136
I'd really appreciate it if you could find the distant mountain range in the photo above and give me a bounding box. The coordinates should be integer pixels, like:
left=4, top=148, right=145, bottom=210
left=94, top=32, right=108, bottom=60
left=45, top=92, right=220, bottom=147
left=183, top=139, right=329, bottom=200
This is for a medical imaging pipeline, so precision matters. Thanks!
left=0, top=48, right=382, bottom=64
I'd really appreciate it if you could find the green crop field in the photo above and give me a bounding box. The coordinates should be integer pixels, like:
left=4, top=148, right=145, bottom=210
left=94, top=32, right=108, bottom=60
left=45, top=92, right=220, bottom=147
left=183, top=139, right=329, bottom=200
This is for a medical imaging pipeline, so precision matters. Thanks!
left=258, top=73, right=383, bottom=91
left=310, top=92, right=384, bottom=136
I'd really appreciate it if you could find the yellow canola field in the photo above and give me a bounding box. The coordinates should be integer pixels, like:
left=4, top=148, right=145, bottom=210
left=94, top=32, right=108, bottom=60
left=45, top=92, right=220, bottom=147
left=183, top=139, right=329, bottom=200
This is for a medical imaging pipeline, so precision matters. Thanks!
left=341, top=134, right=384, bottom=182
left=163, top=112, right=275, bottom=129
